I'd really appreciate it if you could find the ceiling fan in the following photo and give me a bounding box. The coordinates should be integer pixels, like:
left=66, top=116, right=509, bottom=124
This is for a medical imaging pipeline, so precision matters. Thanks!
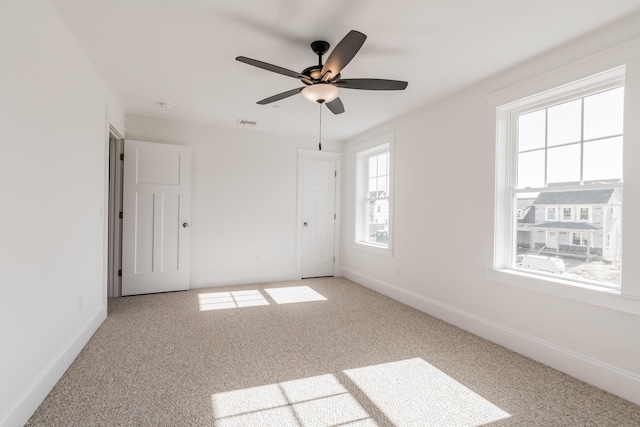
left=236, top=30, right=408, bottom=115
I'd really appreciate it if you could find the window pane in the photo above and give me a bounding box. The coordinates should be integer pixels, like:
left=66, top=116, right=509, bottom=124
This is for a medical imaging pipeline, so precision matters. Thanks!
left=368, top=178, right=377, bottom=196
left=378, top=153, right=388, bottom=175
left=547, top=99, right=581, bottom=146
left=368, top=156, right=377, bottom=178
left=377, top=177, right=387, bottom=195
left=366, top=200, right=388, bottom=245
left=584, top=87, right=624, bottom=140
left=518, top=109, right=546, bottom=151
left=515, top=192, right=538, bottom=256
left=517, top=150, right=545, bottom=189
left=547, top=144, right=580, bottom=184
left=583, top=137, right=622, bottom=182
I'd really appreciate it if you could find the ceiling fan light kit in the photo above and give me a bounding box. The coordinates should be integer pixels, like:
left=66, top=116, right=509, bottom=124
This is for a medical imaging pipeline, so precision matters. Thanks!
left=236, top=30, right=408, bottom=115
left=301, top=83, right=339, bottom=104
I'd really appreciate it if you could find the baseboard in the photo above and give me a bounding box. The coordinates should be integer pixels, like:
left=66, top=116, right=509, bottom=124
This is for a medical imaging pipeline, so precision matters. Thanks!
left=1, top=306, right=107, bottom=427
left=342, top=267, right=640, bottom=405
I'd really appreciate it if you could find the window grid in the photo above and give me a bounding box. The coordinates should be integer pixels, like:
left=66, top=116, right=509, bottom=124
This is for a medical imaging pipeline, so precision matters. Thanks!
left=506, top=82, right=624, bottom=290
left=514, top=86, right=624, bottom=192
left=363, top=150, right=390, bottom=246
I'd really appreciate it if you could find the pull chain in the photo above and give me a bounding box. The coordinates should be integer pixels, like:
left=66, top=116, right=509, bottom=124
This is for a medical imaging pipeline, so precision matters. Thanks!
left=318, top=103, right=322, bottom=151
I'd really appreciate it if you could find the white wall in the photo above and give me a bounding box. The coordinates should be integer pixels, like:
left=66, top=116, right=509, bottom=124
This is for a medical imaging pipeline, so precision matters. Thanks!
left=125, top=115, right=341, bottom=288
left=0, top=2, right=124, bottom=426
left=341, top=13, right=640, bottom=404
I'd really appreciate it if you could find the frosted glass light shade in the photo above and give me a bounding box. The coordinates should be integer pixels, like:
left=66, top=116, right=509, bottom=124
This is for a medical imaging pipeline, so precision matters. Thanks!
left=301, top=84, right=339, bottom=104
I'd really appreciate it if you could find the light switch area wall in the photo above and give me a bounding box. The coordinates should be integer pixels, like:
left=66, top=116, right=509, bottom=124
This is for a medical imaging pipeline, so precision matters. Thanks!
left=125, top=115, right=342, bottom=288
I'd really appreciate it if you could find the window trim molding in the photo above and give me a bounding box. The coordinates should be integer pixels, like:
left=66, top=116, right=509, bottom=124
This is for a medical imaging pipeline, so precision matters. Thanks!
left=354, top=131, right=395, bottom=256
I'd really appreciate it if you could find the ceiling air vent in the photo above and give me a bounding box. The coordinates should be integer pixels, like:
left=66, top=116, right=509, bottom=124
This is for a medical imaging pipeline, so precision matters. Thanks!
left=237, top=119, right=258, bottom=127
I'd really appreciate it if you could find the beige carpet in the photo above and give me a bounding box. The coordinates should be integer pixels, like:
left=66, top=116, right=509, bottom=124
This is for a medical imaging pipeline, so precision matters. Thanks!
left=27, top=277, right=640, bottom=426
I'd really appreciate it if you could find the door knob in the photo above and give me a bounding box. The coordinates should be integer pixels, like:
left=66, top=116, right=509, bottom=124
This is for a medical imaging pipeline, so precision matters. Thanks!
left=303, top=222, right=308, bottom=227
left=183, top=222, right=190, bottom=228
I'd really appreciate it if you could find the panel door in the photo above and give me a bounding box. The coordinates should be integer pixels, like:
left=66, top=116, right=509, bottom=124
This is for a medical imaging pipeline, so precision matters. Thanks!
left=121, top=140, right=191, bottom=295
left=301, top=158, right=336, bottom=278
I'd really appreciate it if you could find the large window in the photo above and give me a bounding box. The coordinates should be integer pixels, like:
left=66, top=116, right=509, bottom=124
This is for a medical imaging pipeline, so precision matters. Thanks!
left=355, top=134, right=393, bottom=254
left=503, top=70, right=624, bottom=289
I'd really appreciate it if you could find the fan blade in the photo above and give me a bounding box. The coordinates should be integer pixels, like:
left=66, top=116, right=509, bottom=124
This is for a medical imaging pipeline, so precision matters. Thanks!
left=335, top=79, right=408, bottom=90
left=320, top=30, right=367, bottom=80
left=236, top=56, right=302, bottom=79
left=257, top=87, right=304, bottom=105
left=325, top=97, right=345, bottom=115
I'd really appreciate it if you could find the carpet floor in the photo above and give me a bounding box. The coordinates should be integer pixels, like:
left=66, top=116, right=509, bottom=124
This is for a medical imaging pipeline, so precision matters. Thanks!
left=27, top=277, right=640, bottom=426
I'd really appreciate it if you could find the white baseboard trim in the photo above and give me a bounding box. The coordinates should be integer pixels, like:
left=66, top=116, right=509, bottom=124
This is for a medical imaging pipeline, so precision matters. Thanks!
left=1, top=306, right=107, bottom=427
left=342, top=267, right=640, bottom=405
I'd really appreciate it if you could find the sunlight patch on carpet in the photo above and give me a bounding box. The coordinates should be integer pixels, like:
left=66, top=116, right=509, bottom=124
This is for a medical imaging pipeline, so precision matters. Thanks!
left=344, top=358, right=511, bottom=426
left=212, top=374, right=372, bottom=426
left=264, top=286, right=327, bottom=304
left=198, top=290, right=269, bottom=311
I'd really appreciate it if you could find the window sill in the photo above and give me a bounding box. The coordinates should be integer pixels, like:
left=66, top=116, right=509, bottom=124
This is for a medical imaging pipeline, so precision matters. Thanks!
left=354, top=242, right=393, bottom=257
left=484, top=268, right=640, bottom=315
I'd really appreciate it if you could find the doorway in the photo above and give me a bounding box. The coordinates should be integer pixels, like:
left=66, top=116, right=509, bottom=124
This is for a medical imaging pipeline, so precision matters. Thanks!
left=107, top=128, right=124, bottom=297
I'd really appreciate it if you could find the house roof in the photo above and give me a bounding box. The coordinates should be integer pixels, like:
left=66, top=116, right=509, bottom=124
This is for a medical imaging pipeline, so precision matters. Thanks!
left=530, top=221, right=601, bottom=231
left=534, top=189, right=614, bottom=205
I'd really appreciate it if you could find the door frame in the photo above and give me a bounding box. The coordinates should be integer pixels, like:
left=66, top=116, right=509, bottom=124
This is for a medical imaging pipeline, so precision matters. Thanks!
left=107, top=129, right=125, bottom=297
left=296, top=149, right=341, bottom=279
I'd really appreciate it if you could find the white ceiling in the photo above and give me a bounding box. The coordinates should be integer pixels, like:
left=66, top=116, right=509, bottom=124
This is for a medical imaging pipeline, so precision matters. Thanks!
left=50, top=0, right=640, bottom=141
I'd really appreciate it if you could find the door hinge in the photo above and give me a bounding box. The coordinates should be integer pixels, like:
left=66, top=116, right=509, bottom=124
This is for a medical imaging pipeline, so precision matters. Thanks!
left=334, top=213, right=336, bottom=220
left=118, top=269, right=122, bottom=277
left=119, top=211, right=123, bottom=219
left=120, top=153, right=124, bottom=161
left=333, top=256, right=335, bottom=263
left=334, top=171, right=337, bottom=177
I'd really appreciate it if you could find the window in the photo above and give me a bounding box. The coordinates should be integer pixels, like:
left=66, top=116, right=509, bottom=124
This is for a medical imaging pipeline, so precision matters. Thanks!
left=572, top=232, right=590, bottom=247
left=561, top=206, right=574, bottom=221
left=355, top=133, right=393, bottom=254
left=578, top=206, right=592, bottom=222
left=546, top=207, right=557, bottom=221
left=498, top=69, right=624, bottom=290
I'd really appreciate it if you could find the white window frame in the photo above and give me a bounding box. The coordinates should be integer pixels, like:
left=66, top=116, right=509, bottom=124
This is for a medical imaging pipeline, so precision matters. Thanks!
left=577, top=206, right=592, bottom=222
left=484, top=62, right=640, bottom=314
left=561, top=206, right=574, bottom=222
left=355, top=132, right=394, bottom=256
left=545, top=206, right=557, bottom=221
left=509, top=80, right=623, bottom=287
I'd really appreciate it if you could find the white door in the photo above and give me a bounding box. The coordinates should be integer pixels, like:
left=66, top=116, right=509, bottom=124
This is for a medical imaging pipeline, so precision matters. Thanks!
left=301, top=158, right=336, bottom=278
left=121, top=140, right=191, bottom=296
left=547, top=231, right=558, bottom=249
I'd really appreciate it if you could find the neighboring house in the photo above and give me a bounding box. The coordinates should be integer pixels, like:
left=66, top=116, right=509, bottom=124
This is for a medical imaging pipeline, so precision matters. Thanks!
left=517, top=188, right=622, bottom=261
left=368, top=190, right=389, bottom=243
left=516, top=198, right=536, bottom=251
